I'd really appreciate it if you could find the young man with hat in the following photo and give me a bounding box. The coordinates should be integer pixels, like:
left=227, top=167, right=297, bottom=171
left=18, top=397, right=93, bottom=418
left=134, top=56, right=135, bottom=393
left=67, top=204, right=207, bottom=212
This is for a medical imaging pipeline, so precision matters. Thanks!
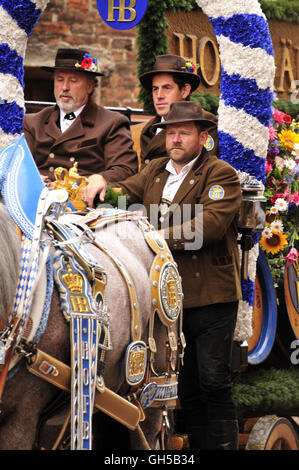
left=91, top=101, right=242, bottom=450
left=136, top=54, right=217, bottom=168
left=23, top=48, right=138, bottom=203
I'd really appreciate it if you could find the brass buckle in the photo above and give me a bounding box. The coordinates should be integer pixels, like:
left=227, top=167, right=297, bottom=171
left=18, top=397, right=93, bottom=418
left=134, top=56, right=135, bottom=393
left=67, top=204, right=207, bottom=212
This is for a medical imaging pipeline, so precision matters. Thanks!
left=38, top=360, right=59, bottom=376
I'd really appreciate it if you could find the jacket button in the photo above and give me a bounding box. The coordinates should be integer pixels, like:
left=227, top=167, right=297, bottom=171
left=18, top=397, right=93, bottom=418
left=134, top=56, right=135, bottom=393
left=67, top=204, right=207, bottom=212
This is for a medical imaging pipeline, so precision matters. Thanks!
left=155, top=177, right=160, bottom=183
left=192, top=254, right=197, bottom=260
left=49, top=152, right=55, bottom=159
left=195, top=272, right=200, bottom=278
left=189, top=179, right=195, bottom=184
left=49, top=166, right=54, bottom=172
left=145, top=159, right=149, bottom=165
left=69, top=156, right=75, bottom=162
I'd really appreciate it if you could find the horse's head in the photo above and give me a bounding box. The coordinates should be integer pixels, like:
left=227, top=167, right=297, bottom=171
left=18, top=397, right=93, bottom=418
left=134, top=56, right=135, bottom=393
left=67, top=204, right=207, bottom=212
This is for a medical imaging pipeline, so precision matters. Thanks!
left=0, top=202, right=21, bottom=324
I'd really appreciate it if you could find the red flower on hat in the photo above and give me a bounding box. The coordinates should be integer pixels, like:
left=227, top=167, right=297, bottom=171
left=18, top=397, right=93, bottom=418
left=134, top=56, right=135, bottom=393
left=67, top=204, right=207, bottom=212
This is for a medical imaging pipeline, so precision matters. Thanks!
left=81, top=57, right=92, bottom=69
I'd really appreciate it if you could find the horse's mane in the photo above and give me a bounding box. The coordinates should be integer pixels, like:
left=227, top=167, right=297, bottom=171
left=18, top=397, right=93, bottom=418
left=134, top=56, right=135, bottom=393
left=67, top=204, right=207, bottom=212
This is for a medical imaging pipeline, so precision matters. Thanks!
left=0, top=203, right=20, bottom=320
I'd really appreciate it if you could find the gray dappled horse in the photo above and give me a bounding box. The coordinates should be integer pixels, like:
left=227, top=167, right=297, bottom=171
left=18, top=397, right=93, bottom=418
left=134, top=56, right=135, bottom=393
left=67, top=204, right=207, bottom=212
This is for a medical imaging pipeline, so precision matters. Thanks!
left=0, top=202, right=172, bottom=450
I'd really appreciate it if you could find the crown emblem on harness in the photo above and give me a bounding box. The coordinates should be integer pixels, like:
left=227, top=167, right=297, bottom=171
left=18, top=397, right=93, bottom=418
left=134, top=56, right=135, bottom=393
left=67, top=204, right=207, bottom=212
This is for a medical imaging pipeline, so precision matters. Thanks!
left=167, top=275, right=178, bottom=307
left=62, top=263, right=83, bottom=293
left=54, top=162, right=89, bottom=210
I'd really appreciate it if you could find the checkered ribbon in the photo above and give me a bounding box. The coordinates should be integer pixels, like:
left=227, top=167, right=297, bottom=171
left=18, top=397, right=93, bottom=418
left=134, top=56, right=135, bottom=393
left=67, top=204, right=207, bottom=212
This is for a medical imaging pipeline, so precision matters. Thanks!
left=12, top=234, right=41, bottom=344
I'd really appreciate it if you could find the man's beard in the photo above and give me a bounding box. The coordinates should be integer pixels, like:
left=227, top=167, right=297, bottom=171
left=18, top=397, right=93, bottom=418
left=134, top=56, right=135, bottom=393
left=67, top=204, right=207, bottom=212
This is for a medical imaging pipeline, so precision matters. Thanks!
left=167, top=147, right=198, bottom=163
left=56, top=95, right=76, bottom=113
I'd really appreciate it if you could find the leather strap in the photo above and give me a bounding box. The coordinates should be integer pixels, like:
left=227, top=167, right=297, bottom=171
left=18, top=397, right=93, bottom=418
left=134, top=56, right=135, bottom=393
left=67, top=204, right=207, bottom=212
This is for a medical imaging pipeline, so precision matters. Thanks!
left=27, top=348, right=140, bottom=430
left=66, top=215, right=142, bottom=343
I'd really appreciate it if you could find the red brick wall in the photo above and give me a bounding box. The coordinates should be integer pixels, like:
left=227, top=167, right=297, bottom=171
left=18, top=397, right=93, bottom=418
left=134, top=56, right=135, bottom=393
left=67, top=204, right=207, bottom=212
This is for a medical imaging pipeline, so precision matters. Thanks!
left=25, top=0, right=141, bottom=109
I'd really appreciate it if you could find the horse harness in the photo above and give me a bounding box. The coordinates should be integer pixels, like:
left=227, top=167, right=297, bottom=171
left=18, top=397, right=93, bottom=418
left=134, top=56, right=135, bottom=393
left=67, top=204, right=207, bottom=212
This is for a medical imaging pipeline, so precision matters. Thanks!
left=0, top=190, right=185, bottom=450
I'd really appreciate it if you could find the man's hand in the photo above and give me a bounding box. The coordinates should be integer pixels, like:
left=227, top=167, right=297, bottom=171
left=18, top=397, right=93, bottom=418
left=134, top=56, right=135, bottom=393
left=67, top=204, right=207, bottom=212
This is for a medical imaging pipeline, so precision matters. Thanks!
left=41, top=174, right=56, bottom=188
left=81, top=174, right=107, bottom=208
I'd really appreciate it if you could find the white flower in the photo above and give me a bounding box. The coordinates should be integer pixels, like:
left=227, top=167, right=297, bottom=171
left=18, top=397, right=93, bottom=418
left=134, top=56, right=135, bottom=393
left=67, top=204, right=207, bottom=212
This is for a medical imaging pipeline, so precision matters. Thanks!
left=262, top=227, right=272, bottom=239
left=270, top=206, right=278, bottom=215
left=270, top=220, right=284, bottom=233
left=284, top=159, right=296, bottom=170
left=274, top=198, right=288, bottom=212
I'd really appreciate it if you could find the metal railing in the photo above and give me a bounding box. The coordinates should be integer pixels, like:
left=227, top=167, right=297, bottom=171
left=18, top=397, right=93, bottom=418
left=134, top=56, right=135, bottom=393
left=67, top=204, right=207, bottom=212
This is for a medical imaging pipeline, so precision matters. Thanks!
left=25, top=101, right=148, bottom=123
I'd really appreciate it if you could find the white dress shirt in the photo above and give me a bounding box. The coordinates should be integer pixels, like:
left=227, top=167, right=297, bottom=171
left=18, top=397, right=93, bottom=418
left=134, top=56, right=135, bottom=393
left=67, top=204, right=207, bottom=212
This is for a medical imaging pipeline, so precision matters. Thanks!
left=162, top=155, right=199, bottom=203
left=59, top=104, right=85, bottom=133
left=155, top=116, right=165, bottom=134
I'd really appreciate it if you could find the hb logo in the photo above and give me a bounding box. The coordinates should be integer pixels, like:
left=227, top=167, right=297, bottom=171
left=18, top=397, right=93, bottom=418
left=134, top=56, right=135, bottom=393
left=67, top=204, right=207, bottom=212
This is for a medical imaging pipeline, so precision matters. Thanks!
left=97, top=0, right=148, bottom=30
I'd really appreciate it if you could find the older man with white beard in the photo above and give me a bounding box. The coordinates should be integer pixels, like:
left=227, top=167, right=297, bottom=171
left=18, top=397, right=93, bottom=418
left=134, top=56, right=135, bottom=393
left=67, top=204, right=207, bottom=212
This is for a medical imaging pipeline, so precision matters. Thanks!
left=23, top=48, right=138, bottom=202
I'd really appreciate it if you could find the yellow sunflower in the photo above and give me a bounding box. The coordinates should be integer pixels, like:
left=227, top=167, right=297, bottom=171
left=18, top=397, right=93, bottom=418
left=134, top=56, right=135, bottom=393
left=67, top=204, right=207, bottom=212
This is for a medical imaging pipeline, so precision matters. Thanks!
left=260, top=230, right=288, bottom=255
left=278, top=129, right=299, bottom=151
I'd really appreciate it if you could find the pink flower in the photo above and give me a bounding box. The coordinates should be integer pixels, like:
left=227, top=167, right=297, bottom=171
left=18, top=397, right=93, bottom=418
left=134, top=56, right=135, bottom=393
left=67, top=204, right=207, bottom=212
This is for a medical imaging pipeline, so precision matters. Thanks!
left=273, top=109, right=286, bottom=124
left=268, top=125, right=278, bottom=141
left=265, top=161, right=273, bottom=174
left=284, top=248, right=298, bottom=267
left=290, top=191, right=299, bottom=205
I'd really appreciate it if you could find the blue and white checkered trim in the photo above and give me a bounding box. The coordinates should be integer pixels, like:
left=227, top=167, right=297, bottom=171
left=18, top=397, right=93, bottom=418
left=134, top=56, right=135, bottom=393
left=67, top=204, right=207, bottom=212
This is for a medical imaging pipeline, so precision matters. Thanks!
left=13, top=234, right=41, bottom=344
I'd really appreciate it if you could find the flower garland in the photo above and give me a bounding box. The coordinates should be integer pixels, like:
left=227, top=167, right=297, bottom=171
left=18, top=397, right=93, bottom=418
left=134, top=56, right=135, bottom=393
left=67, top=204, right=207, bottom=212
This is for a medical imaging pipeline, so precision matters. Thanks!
left=196, top=0, right=275, bottom=344
left=260, top=109, right=299, bottom=281
left=0, top=0, right=49, bottom=149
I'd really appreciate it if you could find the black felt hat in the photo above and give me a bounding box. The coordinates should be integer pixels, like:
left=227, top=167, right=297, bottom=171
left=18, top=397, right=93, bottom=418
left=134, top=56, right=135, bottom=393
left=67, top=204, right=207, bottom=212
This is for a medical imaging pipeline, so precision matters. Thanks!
left=41, top=48, right=104, bottom=77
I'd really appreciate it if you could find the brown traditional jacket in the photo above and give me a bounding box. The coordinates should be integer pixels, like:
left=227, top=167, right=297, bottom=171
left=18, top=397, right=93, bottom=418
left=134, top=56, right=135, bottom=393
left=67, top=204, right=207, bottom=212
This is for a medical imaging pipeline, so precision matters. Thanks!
left=116, top=153, right=242, bottom=309
left=23, top=99, right=138, bottom=181
left=139, top=116, right=167, bottom=167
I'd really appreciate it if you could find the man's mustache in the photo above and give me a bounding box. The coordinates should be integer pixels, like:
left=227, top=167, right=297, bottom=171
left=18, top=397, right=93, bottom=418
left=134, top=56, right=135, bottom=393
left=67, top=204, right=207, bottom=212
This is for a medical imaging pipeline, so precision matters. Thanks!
left=59, top=93, right=73, bottom=99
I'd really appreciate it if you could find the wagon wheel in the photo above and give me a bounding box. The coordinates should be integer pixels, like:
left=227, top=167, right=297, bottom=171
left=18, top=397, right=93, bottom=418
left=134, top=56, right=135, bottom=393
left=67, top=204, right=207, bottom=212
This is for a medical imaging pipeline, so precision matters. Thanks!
left=245, top=415, right=299, bottom=450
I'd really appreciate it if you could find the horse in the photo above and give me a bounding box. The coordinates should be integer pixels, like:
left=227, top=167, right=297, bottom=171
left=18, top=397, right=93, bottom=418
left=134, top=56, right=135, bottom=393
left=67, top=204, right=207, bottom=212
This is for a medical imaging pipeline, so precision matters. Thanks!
left=0, top=201, right=181, bottom=450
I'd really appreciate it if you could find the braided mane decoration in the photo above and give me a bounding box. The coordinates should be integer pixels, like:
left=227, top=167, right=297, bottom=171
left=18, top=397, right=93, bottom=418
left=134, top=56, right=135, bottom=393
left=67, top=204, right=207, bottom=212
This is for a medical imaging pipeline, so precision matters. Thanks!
left=196, top=0, right=275, bottom=343
left=0, top=0, right=49, bottom=150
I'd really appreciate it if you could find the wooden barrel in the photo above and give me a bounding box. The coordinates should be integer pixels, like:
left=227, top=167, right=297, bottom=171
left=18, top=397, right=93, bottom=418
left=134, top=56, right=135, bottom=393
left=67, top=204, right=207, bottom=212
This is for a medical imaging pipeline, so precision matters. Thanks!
left=247, top=248, right=277, bottom=365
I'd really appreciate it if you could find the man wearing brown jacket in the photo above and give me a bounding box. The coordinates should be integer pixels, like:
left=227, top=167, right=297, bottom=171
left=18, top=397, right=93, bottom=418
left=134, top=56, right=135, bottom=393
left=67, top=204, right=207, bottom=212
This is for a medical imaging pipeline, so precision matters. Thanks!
left=23, top=48, right=138, bottom=201
left=90, top=101, right=242, bottom=450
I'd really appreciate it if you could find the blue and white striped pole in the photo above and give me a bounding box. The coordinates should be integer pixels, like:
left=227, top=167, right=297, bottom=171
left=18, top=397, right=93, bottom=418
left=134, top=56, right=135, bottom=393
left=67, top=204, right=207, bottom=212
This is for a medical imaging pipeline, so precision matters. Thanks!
left=196, top=0, right=275, bottom=343
left=0, top=0, right=49, bottom=149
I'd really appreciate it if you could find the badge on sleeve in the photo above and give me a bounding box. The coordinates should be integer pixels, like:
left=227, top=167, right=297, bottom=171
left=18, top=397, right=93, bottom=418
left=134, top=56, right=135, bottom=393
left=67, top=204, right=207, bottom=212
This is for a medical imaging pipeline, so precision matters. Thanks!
left=209, top=185, right=225, bottom=200
left=204, top=135, right=214, bottom=151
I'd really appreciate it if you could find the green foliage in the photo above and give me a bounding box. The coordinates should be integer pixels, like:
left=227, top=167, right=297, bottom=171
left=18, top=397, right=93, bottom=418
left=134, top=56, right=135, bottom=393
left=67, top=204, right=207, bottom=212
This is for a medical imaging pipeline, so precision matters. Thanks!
left=259, top=0, right=299, bottom=23
left=233, top=368, right=299, bottom=415
left=102, top=185, right=129, bottom=208
left=137, top=1, right=169, bottom=113
left=190, top=92, right=220, bottom=115
left=273, top=99, right=299, bottom=119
